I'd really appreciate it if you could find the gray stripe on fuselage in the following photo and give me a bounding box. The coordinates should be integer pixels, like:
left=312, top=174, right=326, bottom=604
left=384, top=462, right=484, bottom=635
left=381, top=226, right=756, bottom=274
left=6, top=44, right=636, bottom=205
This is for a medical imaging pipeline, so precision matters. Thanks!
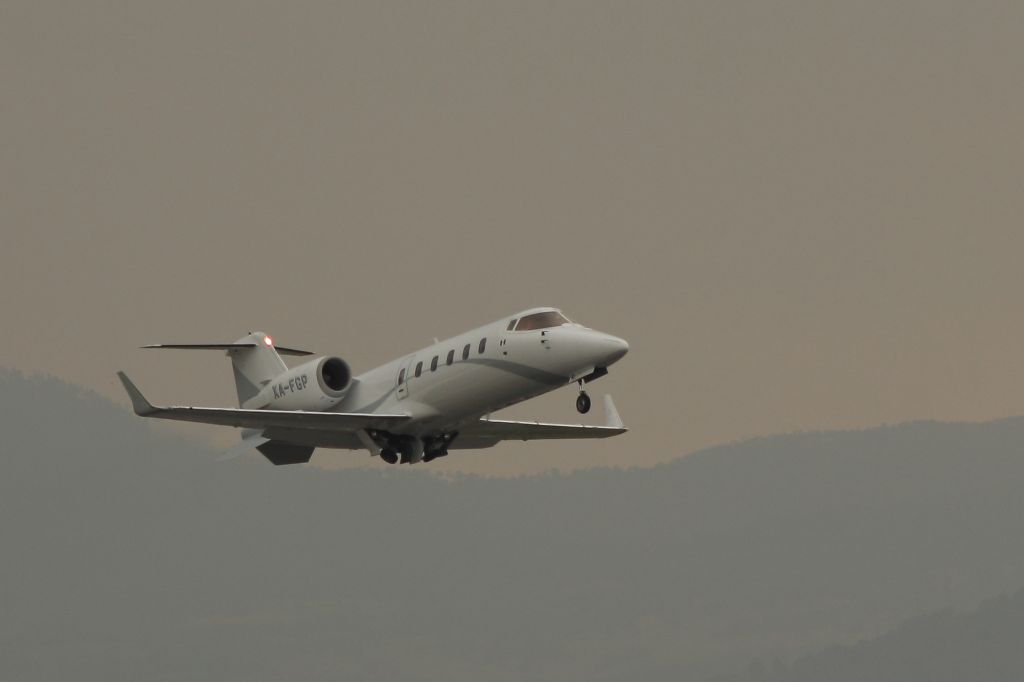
left=460, top=358, right=568, bottom=385
left=350, top=358, right=567, bottom=414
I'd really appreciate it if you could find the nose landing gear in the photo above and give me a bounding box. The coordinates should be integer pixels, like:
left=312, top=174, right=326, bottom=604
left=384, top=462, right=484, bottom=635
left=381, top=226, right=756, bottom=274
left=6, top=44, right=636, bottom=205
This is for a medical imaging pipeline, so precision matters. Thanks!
left=575, top=381, right=591, bottom=414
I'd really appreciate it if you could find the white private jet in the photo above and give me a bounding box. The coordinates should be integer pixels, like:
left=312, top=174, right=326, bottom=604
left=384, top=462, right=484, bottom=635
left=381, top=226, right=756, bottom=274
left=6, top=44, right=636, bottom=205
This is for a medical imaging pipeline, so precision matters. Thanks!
left=117, top=307, right=629, bottom=465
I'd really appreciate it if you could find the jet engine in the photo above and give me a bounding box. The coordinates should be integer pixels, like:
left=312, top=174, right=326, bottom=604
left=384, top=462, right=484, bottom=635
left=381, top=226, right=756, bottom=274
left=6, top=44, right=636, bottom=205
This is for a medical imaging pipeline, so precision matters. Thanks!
left=248, top=356, right=352, bottom=410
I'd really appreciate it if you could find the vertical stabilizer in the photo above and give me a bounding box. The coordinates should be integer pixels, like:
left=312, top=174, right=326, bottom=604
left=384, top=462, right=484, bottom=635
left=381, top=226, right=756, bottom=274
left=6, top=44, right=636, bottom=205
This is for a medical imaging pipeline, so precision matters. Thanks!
left=229, top=332, right=287, bottom=406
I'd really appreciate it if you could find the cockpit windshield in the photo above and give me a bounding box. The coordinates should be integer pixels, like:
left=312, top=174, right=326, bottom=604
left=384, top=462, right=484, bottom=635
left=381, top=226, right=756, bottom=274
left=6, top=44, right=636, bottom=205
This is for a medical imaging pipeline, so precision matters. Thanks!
left=514, top=311, right=571, bottom=331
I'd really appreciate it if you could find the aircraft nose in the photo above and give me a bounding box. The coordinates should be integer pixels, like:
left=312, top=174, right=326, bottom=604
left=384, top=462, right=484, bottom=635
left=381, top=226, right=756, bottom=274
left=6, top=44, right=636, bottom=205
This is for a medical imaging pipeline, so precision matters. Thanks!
left=592, top=332, right=629, bottom=365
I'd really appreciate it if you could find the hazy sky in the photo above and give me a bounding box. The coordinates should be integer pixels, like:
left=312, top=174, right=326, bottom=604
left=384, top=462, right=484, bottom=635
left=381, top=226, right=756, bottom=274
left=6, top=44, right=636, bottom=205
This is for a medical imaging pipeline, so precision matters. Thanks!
left=3, top=0, right=1024, bottom=475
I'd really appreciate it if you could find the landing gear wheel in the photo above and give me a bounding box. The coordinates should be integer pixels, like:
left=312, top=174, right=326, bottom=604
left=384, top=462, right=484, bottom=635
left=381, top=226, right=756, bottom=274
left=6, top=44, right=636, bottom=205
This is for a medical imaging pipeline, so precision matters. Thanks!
left=380, top=448, right=398, bottom=465
left=576, top=392, right=592, bottom=414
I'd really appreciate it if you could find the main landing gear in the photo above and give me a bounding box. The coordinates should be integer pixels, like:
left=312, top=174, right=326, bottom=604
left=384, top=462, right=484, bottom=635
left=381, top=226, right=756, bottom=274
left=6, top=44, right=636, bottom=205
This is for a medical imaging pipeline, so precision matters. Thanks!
left=423, top=432, right=457, bottom=463
left=375, top=433, right=458, bottom=465
left=576, top=381, right=591, bottom=414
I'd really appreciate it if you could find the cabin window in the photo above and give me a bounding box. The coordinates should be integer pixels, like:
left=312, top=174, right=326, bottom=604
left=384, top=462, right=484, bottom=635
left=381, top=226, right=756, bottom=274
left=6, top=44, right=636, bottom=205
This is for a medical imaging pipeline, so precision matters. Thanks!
left=398, top=368, right=406, bottom=384
left=478, top=338, right=487, bottom=354
left=431, top=356, right=438, bottom=371
left=514, top=311, right=570, bottom=331
left=462, top=343, right=470, bottom=360
left=506, top=319, right=517, bottom=331
left=415, top=361, right=423, bottom=378
left=446, top=349, right=454, bottom=366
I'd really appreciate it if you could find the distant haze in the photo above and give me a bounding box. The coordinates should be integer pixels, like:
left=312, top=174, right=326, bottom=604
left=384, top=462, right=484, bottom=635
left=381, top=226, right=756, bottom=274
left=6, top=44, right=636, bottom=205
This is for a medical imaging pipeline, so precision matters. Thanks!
left=6, top=371, right=1024, bottom=680
left=3, top=1, right=1024, bottom=474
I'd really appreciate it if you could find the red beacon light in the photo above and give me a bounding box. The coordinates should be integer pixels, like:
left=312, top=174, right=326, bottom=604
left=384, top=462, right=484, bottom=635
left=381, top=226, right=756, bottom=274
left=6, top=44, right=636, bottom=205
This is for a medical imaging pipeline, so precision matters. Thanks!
left=264, top=335, right=274, bottom=347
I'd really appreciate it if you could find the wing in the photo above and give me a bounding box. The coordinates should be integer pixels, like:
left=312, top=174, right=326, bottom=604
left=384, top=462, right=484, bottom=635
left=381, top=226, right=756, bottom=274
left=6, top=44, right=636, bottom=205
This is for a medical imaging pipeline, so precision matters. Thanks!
left=116, top=372, right=407, bottom=432
left=455, top=395, right=626, bottom=448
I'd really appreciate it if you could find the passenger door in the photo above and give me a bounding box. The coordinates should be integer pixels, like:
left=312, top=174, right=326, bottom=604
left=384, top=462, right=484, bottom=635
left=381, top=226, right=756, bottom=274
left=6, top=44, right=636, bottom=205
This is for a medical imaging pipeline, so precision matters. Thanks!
left=397, top=357, right=415, bottom=400
left=500, top=319, right=515, bottom=357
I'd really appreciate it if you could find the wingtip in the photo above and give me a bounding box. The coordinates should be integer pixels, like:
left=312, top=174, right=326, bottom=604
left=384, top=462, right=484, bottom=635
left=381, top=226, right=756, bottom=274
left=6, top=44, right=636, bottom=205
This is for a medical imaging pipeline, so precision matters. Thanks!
left=603, top=395, right=624, bottom=430
left=116, top=371, right=157, bottom=416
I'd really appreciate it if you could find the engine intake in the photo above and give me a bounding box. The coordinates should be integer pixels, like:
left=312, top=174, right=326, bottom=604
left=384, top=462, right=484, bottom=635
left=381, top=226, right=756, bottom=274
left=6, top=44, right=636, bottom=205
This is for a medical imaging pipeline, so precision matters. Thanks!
left=320, top=357, right=350, bottom=393
left=248, top=356, right=353, bottom=410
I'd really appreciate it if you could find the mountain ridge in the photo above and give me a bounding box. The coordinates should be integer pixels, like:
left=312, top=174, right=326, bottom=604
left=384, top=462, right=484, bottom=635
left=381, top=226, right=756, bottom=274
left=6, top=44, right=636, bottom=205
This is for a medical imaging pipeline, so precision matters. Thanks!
left=4, top=368, right=1024, bottom=681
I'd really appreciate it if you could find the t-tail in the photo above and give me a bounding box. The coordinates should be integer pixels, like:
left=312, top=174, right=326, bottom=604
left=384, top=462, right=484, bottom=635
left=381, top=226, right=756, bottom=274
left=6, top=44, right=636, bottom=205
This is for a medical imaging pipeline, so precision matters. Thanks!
left=141, top=332, right=315, bottom=406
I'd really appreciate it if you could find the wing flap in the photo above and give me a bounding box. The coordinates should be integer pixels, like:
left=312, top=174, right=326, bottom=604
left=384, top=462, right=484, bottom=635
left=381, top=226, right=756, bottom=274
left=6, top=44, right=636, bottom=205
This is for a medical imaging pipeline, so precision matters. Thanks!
left=461, top=396, right=626, bottom=442
left=116, top=372, right=407, bottom=432
left=460, top=421, right=626, bottom=441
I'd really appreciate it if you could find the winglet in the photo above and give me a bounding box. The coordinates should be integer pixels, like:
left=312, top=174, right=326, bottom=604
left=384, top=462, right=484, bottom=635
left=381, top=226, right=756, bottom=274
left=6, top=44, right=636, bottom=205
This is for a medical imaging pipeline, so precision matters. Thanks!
left=603, top=395, right=624, bottom=429
left=116, top=371, right=158, bottom=416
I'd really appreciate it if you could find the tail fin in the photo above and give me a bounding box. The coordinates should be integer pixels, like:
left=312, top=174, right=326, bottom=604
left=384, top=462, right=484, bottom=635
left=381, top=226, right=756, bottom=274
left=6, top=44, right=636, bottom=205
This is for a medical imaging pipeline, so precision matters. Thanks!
left=142, top=332, right=314, bottom=406
left=227, top=332, right=287, bottom=405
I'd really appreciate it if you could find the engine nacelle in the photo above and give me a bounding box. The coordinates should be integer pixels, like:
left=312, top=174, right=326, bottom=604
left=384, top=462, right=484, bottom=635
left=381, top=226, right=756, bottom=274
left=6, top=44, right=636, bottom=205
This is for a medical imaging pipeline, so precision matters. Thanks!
left=248, top=356, right=352, bottom=410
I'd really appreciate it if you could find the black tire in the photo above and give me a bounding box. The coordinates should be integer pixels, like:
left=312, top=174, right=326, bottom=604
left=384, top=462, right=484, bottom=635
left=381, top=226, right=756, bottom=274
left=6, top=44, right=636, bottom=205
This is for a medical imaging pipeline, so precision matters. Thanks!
left=576, top=392, right=592, bottom=414
left=380, top=448, right=399, bottom=464
left=423, top=447, right=448, bottom=464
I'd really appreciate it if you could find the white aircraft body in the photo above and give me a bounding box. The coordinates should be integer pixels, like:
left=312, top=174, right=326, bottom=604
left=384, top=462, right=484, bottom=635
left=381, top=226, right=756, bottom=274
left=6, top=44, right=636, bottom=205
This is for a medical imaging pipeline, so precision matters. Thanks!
left=117, top=307, right=629, bottom=465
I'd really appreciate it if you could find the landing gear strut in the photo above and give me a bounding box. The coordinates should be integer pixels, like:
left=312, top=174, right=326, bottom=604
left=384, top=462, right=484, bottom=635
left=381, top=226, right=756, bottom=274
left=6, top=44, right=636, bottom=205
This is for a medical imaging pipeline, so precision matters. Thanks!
left=376, top=433, right=458, bottom=465
left=423, top=432, right=458, bottom=463
left=576, top=381, right=591, bottom=414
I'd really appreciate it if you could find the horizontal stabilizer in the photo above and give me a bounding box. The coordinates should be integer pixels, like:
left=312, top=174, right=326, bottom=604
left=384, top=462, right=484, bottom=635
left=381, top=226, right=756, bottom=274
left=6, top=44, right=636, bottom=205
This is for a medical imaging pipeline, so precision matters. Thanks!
left=216, top=432, right=271, bottom=462
left=116, top=371, right=408, bottom=432
left=142, top=343, right=314, bottom=356
left=257, top=441, right=315, bottom=465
